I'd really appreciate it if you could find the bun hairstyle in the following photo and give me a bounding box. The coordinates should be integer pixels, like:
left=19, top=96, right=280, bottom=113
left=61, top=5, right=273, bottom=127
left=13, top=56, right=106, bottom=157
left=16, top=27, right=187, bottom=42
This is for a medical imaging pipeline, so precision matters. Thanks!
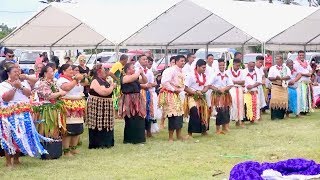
left=1, top=64, right=17, bottom=81
left=58, top=64, right=71, bottom=74
left=91, top=63, right=103, bottom=78
left=39, top=65, right=52, bottom=78
left=123, top=62, right=134, bottom=74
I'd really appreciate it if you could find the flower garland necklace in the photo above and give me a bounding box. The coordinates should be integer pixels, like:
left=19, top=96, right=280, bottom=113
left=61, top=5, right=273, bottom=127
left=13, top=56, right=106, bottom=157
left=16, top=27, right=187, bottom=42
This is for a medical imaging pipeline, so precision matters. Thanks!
left=231, top=68, right=241, bottom=77
left=194, top=69, right=206, bottom=86
left=247, top=71, right=256, bottom=80
left=296, top=58, right=308, bottom=69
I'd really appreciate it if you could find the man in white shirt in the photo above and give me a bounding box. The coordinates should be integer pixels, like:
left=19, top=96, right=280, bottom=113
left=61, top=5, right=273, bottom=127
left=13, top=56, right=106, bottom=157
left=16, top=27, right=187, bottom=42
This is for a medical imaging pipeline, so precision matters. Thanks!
left=268, top=55, right=291, bottom=120
left=243, top=59, right=261, bottom=123
left=205, top=54, right=215, bottom=111
left=294, top=50, right=313, bottom=114
left=184, top=59, right=210, bottom=137
left=182, top=53, right=196, bottom=77
left=207, top=59, right=233, bottom=134
left=255, top=55, right=267, bottom=112
left=226, top=59, right=246, bottom=127
left=159, top=55, right=186, bottom=142
left=135, top=55, right=155, bottom=138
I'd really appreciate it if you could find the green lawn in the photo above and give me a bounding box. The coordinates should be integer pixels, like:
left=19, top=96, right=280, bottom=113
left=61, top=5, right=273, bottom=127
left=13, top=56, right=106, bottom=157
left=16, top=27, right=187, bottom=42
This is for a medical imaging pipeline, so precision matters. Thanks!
left=1, top=112, right=320, bottom=179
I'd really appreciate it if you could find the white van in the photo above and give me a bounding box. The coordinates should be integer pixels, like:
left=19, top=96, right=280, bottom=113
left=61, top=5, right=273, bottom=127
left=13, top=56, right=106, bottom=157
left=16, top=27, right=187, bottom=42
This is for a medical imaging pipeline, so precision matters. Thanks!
left=195, top=48, right=234, bottom=62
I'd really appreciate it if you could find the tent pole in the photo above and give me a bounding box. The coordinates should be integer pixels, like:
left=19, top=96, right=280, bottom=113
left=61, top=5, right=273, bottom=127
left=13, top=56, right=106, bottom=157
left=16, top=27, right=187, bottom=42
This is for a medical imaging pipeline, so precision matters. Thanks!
left=115, top=45, right=120, bottom=60
left=241, top=44, right=245, bottom=61
left=95, top=48, right=98, bottom=64
left=262, top=43, right=266, bottom=66
left=205, top=44, right=209, bottom=59
left=165, top=46, right=168, bottom=67
left=304, top=45, right=307, bottom=54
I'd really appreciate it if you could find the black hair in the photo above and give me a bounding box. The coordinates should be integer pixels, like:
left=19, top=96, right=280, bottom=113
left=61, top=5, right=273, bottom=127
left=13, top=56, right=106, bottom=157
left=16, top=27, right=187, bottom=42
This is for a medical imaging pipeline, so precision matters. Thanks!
left=1, top=65, right=17, bottom=81
left=5, top=49, right=14, bottom=55
left=39, top=65, right=53, bottom=78
left=42, top=57, right=49, bottom=63
left=120, top=54, right=128, bottom=61
left=196, top=59, right=206, bottom=67
left=138, top=54, right=147, bottom=60
left=256, top=55, right=264, bottom=61
left=123, top=63, right=134, bottom=73
left=29, top=69, right=35, bottom=75
left=72, top=65, right=79, bottom=70
left=218, top=58, right=225, bottom=63
left=170, top=56, right=176, bottom=62
left=206, top=54, right=214, bottom=59
left=64, top=56, right=71, bottom=61
left=234, top=52, right=242, bottom=57
left=175, top=55, right=186, bottom=63
left=91, top=64, right=103, bottom=78
left=298, top=50, right=305, bottom=54
left=186, top=53, right=194, bottom=59
left=233, top=58, right=241, bottom=64
left=46, top=62, right=56, bottom=69
left=147, top=56, right=154, bottom=62
left=58, top=64, right=71, bottom=74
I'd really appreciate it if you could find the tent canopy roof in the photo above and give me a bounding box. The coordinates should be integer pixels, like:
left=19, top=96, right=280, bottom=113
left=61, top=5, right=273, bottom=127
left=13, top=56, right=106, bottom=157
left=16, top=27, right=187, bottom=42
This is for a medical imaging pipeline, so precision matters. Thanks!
left=0, top=0, right=317, bottom=50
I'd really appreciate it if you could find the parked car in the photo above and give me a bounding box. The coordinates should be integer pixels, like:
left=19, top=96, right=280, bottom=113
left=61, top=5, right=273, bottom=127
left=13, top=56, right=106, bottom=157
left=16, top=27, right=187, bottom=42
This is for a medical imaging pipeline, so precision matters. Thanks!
left=19, top=50, right=43, bottom=74
left=288, top=52, right=320, bottom=64
left=195, top=48, right=234, bottom=62
left=96, top=52, right=122, bottom=68
left=152, top=54, right=177, bottom=72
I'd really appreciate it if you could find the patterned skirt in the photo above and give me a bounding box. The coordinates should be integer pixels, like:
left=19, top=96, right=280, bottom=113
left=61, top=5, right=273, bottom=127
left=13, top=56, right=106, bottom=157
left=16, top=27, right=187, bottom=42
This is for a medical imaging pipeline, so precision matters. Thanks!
left=158, top=89, right=183, bottom=117
left=270, top=85, right=288, bottom=110
left=0, top=102, right=52, bottom=156
left=86, top=95, right=114, bottom=131
left=229, top=86, right=244, bottom=122
left=118, top=93, right=146, bottom=118
left=244, top=91, right=260, bottom=122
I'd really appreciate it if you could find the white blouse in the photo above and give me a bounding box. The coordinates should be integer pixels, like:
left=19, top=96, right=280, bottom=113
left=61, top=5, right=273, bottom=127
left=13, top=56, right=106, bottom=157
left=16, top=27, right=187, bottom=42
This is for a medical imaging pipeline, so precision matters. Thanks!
left=207, top=70, right=233, bottom=88
left=243, top=69, right=262, bottom=92
left=185, top=72, right=206, bottom=91
left=56, top=77, right=84, bottom=98
left=0, top=80, right=31, bottom=104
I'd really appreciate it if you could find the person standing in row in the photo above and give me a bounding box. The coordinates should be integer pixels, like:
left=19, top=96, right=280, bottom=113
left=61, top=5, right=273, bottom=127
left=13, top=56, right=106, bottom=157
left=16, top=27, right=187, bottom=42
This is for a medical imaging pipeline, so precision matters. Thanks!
left=294, top=50, right=313, bottom=114
left=119, top=63, right=147, bottom=144
left=205, top=54, right=215, bottom=116
left=286, top=59, right=301, bottom=117
left=268, top=55, right=291, bottom=120
left=243, top=60, right=261, bottom=123
left=184, top=59, right=209, bottom=138
left=86, top=64, right=116, bottom=149
left=110, top=54, right=128, bottom=118
left=159, top=55, right=186, bottom=142
left=56, top=64, right=86, bottom=156
left=226, top=59, right=245, bottom=127
left=209, top=59, right=233, bottom=134
left=255, top=55, right=267, bottom=113
left=77, top=55, right=90, bottom=98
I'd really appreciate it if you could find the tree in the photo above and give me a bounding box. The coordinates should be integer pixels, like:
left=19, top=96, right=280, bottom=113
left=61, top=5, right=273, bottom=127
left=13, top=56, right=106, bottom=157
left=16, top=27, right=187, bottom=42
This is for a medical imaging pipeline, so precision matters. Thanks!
left=0, top=24, right=15, bottom=40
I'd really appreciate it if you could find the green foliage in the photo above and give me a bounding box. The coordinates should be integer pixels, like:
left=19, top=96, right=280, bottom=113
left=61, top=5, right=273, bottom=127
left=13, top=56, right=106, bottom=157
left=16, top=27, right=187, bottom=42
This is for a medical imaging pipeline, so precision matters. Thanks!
left=0, top=23, right=15, bottom=40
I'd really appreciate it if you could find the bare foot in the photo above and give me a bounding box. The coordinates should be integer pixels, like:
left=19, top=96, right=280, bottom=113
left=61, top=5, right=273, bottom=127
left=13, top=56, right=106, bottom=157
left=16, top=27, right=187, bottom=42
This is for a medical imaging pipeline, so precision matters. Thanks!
left=5, top=163, right=13, bottom=170
left=168, top=139, right=174, bottom=143
left=13, top=159, right=21, bottom=166
left=184, top=135, right=193, bottom=140
left=64, top=152, right=73, bottom=157
left=215, top=131, right=225, bottom=135
left=71, top=149, right=80, bottom=155
left=201, top=132, right=208, bottom=136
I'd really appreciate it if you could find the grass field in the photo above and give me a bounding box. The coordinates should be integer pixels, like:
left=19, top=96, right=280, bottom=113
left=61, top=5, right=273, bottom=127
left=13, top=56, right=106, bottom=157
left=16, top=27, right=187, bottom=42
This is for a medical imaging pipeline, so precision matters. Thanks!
left=1, top=112, right=320, bottom=179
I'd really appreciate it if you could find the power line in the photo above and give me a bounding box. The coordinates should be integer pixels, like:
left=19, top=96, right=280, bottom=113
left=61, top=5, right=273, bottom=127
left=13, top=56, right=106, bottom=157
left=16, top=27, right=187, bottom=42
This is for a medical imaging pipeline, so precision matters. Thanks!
left=0, top=10, right=36, bottom=13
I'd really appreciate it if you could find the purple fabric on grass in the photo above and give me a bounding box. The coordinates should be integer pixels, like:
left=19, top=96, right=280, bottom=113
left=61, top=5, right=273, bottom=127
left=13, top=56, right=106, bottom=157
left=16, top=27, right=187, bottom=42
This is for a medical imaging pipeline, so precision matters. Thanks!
left=229, top=158, right=320, bottom=180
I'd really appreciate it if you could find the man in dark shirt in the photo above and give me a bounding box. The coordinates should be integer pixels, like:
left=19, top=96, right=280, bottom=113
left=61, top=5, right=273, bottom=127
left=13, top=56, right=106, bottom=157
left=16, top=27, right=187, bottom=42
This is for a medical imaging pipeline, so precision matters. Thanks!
left=0, top=49, right=16, bottom=82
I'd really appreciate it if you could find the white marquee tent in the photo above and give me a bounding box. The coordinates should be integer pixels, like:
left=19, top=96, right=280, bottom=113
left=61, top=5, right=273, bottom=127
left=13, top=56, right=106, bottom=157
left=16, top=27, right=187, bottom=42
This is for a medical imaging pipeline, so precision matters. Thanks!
left=266, top=8, right=320, bottom=51
left=0, top=0, right=317, bottom=50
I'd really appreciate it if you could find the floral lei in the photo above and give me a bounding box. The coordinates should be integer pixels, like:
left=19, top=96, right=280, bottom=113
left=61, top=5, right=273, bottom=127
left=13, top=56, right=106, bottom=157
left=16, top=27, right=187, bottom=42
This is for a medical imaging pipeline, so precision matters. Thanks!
left=231, top=68, right=241, bottom=77
left=296, top=58, right=308, bottom=69
left=194, top=69, right=206, bottom=86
